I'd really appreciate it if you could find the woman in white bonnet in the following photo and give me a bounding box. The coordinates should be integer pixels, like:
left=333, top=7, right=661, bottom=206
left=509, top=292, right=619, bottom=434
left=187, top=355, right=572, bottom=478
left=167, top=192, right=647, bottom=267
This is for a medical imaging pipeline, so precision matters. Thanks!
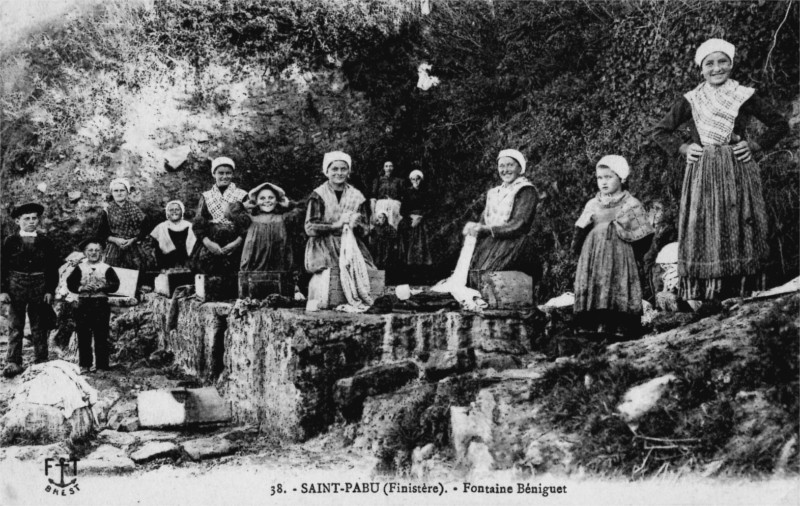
left=304, top=151, right=375, bottom=274
left=399, top=169, right=433, bottom=283
left=462, top=149, right=539, bottom=287
left=191, top=156, right=250, bottom=276
left=652, top=38, right=789, bottom=302
left=97, top=177, right=155, bottom=271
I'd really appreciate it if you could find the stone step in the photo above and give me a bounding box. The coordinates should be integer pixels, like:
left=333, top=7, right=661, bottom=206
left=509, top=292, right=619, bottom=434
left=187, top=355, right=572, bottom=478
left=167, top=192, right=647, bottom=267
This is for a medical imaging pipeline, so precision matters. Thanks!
left=129, top=441, right=180, bottom=463
left=181, top=437, right=238, bottom=461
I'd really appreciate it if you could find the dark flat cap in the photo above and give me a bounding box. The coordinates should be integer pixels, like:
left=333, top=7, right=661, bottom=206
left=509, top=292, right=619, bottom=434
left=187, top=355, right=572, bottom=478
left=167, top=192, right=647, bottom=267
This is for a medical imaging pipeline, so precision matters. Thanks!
left=11, top=203, right=44, bottom=218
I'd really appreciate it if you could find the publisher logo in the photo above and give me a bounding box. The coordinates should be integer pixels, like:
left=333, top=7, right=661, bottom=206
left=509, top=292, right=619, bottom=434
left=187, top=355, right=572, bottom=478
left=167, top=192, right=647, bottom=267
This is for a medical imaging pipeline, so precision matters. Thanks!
left=44, top=457, right=80, bottom=496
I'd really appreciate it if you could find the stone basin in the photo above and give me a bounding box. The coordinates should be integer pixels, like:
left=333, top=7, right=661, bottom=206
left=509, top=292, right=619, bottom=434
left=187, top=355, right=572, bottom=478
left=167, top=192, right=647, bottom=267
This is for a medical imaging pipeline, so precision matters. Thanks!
left=142, top=294, right=539, bottom=441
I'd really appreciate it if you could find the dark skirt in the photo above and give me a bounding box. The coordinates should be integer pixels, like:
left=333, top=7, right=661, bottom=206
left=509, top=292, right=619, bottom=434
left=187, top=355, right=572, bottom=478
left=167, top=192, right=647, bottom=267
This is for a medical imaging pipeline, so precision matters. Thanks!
left=401, top=220, right=432, bottom=266
left=468, top=232, right=538, bottom=279
left=191, top=223, right=244, bottom=277
left=104, top=241, right=156, bottom=271
left=678, top=145, right=768, bottom=300
left=240, top=217, right=292, bottom=272
left=574, top=222, right=643, bottom=317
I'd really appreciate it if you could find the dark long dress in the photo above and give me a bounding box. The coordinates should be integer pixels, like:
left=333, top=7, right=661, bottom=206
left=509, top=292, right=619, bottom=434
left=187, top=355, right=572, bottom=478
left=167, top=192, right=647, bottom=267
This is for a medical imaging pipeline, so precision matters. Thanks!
left=573, top=192, right=653, bottom=331
left=191, top=195, right=249, bottom=277
left=240, top=208, right=304, bottom=272
left=399, top=185, right=432, bottom=266
left=369, top=222, right=402, bottom=271
left=468, top=185, right=539, bottom=286
left=98, top=201, right=155, bottom=271
left=651, top=90, right=788, bottom=300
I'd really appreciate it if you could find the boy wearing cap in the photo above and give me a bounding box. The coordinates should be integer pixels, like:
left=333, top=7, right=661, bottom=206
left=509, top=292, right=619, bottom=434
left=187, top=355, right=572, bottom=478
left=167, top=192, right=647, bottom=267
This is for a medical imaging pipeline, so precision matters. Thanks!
left=0, top=203, right=59, bottom=377
left=66, top=238, right=120, bottom=374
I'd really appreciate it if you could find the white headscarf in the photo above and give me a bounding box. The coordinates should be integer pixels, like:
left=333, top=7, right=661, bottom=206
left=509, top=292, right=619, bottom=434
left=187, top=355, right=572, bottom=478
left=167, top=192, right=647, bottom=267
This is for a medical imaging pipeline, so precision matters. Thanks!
left=497, top=149, right=527, bottom=174
left=151, top=200, right=196, bottom=253
left=165, top=200, right=185, bottom=220
left=322, top=151, right=352, bottom=175
left=211, top=156, right=236, bottom=175
left=597, top=155, right=630, bottom=183
left=109, top=178, right=131, bottom=192
left=409, top=170, right=424, bottom=180
left=695, top=38, right=735, bottom=66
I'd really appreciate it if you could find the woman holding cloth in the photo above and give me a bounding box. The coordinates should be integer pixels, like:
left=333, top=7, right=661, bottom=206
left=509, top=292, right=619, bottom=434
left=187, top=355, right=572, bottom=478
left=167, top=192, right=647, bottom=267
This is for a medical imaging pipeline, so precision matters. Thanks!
left=652, top=38, right=789, bottom=301
left=305, top=151, right=375, bottom=273
left=305, top=151, right=376, bottom=309
left=462, top=149, right=539, bottom=287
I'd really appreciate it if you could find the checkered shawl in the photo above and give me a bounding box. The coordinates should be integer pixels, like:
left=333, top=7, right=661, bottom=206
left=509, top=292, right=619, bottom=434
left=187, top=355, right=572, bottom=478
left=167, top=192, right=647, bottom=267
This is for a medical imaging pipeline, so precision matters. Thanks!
left=106, top=200, right=145, bottom=238
left=483, top=176, right=534, bottom=227
left=684, top=80, right=754, bottom=146
left=575, top=191, right=654, bottom=243
left=203, top=184, right=248, bottom=225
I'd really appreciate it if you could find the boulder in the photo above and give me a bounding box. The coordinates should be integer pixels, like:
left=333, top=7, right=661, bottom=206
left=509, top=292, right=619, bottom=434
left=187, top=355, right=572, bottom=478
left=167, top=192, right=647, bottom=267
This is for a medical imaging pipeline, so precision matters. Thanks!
left=135, top=430, right=180, bottom=442
left=106, top=397, right=138, bottom=431
left=129, top=441, right=180, bottom=463
left=422, top=349, right=475, bottom=381
left=474, top=271, right=534, bottom=309
left=97, top=430, right=137, bottom=448
left=333, top=361, right=420, bottom=419
left=410, top=443, right=436, bottom=479
left=466, top=441, right=494, bottom=473
left=80, top=445, right=135, bottom=475
left=118, top=417, right=141, bottom=433
left=181, top=437, right=238, bottom=461
left=0, top=361, right=96, bottom=445
left=354, top=383, right=436, bottom=451
left=617, top=374, right=677, bottom=431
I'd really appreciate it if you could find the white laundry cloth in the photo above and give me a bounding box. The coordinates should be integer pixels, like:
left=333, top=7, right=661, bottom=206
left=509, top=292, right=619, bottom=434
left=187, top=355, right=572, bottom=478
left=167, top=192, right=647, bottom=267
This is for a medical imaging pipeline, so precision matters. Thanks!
left=431, top=235, right=487, bottom=312
left=10, top=360, right=98, bottom=419
left=337, top=224, right=373, bottom=312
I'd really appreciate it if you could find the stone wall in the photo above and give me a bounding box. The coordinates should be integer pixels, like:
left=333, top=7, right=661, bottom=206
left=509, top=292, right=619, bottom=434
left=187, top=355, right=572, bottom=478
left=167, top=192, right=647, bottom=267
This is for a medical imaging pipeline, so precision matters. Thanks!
left=143, top=294, right=538, bottom=441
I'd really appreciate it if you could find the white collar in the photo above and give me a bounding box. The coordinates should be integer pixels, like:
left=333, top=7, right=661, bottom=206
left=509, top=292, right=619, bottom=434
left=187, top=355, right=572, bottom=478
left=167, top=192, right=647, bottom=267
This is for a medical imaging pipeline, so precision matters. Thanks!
left=19, top=230, right=37, bottom=237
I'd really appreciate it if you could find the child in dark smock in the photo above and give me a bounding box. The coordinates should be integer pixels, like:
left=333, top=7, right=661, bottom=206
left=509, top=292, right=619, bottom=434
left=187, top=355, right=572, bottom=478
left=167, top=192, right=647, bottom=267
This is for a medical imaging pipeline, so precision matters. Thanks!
left=368, top=212, right=402, bottom=274
left=572, top=155, right=654, bottom=337
left=240, top=182, right=304, bottom=273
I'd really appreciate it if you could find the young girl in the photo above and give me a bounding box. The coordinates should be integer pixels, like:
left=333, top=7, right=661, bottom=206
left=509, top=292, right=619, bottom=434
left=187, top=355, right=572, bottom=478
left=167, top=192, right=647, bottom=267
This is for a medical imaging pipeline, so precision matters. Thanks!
left=572, top=155, right=654, bottom=337
left=651, top=38, right=789, bottom=301
left=368, top=212, right=402, bottom=279
left=240, top=182, right=303, bottom=273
